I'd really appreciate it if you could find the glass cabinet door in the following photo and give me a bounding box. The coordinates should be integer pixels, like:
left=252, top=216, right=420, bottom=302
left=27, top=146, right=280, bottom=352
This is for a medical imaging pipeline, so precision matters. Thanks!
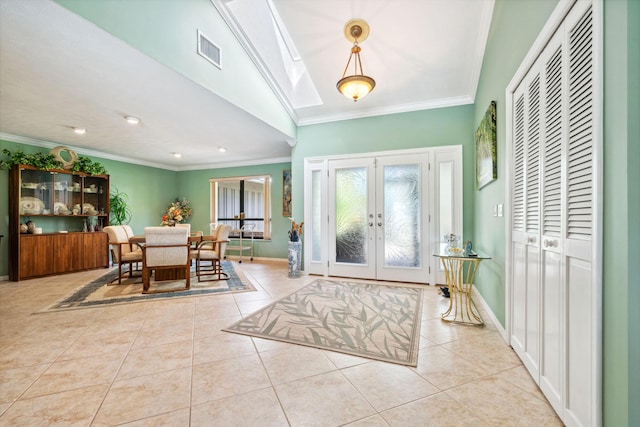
left=82, top=176, right=108, bottom=216
left=52, top=172, right=75, bottom=215
left=19, top=168, right=51, bottom=215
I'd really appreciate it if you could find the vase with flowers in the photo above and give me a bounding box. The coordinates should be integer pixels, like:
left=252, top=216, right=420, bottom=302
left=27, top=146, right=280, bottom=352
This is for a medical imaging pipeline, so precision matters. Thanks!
left=161, top=198, right=192, bottom=226
left=288, top=218, right=304, bottom=278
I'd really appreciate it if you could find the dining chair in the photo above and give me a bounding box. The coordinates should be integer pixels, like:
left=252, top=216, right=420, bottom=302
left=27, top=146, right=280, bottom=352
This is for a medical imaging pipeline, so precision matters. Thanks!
left=141, top=226, right=191, bottom=294
left=191, top=224, right=232, bottom=281
left=103, top=225, right=143, bottom=284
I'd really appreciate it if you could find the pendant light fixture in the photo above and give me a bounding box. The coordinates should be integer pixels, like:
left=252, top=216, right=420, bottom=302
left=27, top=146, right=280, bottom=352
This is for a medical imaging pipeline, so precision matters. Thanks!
left=337, top=18, right=375, bottom=102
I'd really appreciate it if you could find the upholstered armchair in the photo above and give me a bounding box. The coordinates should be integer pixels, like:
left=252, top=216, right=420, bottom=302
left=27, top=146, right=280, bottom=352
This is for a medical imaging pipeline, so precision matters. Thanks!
left=191, top=224, right=232, bottom=281
left=141, top=226, right=191, bottom=294
left=103, top=225, right=143, bottom=284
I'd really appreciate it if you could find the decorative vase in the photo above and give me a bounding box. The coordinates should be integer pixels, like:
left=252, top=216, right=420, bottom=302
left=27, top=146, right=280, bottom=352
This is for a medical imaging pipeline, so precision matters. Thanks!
left=288, top=241, right=302, bottom=278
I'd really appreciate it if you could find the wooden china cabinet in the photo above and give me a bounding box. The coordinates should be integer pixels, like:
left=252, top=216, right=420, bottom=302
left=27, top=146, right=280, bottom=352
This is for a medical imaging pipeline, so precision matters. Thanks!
left=8, top=164, right=110, bottom=281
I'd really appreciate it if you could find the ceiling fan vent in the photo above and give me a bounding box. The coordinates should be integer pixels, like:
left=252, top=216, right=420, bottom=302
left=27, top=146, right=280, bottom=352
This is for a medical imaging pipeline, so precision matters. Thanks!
left=197, top=30, right=221, bottom=69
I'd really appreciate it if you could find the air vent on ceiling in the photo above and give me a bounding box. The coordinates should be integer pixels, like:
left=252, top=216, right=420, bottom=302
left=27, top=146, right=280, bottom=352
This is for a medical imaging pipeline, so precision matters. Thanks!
left=197, top=30, right=221, bottom=69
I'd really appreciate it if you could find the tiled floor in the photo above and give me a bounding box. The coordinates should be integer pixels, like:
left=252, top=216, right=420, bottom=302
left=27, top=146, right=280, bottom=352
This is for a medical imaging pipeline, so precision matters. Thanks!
left=0, top=261, right=562, bottom=426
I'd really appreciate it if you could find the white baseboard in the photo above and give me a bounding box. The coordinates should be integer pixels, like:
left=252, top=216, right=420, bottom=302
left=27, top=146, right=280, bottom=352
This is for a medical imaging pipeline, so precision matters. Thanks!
left=472, top=285, right=508, bottom=343
left=223, top=256, right=287, bottom=264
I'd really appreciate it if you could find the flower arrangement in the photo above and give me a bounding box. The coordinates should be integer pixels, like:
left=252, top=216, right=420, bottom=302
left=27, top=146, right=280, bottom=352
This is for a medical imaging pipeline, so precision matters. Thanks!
left=161, top=198, right=192, bottom=226
left=288, top=217, right=304, bottom=242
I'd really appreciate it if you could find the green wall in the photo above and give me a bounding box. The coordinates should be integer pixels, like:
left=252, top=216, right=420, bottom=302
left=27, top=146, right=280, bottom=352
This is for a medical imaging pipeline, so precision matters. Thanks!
left=55, top=0, right=296, bottom=139
left=603, top=0, right=639, bottom=425
left=178, top=162, right=293, bottom=259
left=293, top=105, right=476, bottom=239
left=472, top=0, right=558, bottom=326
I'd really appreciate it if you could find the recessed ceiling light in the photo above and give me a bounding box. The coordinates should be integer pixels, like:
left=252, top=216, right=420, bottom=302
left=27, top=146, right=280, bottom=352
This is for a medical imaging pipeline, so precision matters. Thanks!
left=172, top=152, right=182, bottom=158
left=218, top=147, right=227, bottom=153
left=125, top=116, right=140, bottom=125
left=73, top=128, right=86, bottom=135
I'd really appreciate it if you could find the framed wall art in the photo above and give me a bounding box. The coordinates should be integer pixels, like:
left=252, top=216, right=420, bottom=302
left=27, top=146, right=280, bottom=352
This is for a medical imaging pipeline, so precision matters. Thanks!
left=475, top=100, right=497, bottom=190
left=282, top=169, right=292, bottom=216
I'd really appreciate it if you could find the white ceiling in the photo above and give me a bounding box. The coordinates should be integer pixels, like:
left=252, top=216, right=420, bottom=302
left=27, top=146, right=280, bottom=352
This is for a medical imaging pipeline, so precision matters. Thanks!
left=0, top=0, right=494, bottom=170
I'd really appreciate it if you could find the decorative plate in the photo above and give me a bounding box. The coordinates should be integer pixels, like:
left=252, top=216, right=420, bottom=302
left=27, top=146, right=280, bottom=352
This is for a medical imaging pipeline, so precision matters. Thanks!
left=20, top=197, right=44, bottom=214
left=54, top=202, right=69, bottom=215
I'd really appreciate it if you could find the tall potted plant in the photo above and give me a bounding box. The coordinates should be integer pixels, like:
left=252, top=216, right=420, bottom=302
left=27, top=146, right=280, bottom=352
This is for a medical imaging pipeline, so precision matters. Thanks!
left=109, top=188, right=132, bottom=225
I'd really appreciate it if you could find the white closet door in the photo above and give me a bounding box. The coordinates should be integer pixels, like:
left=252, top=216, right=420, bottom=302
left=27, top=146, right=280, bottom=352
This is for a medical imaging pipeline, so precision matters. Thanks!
left=510, top=61, right=543, bottom=379
left=563, top=4, right=596, bottom=426
left=539, top=30, right=565, bottom=415
left=508, top=1, right=599, bottom=425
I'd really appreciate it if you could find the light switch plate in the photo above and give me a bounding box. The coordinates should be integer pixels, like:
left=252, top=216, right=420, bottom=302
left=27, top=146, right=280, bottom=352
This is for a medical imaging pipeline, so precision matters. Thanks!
left=497, top=204, right=503, bottom=217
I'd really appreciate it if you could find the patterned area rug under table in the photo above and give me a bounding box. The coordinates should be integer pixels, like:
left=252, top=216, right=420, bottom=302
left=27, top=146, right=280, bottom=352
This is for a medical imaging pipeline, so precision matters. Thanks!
left=223, top=279, right=424, bottom=366
left=36, top=261, right=256, bottom=313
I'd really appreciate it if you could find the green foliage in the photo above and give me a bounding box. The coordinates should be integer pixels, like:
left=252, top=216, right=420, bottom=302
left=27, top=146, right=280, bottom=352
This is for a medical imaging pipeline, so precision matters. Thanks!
left=0, top=149, right=62, bottom=170
left=109, top=188, right=132, bottom=225
left=70, top=156, right=107, bottom=175
left=0, top=148, right=107, bottom=175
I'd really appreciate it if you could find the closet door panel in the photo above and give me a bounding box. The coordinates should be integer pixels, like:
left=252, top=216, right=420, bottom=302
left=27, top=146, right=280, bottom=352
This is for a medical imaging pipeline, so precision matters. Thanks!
left=539, top=30, right=565, bottom=413
left=566, top=257, right=593, bottom=427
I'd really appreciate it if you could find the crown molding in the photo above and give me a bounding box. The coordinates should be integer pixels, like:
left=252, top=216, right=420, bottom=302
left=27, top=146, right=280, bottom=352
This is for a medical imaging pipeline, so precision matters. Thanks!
left=0, top=133, right=291, bottom=172
left=297, top=96, right=474, bottom=126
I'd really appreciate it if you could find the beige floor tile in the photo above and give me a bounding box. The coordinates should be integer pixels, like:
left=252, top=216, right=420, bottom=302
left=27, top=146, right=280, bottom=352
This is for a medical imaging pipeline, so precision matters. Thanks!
left=117, top=340, right=193, bottom=380
left=133, top=319, right=194, bottom=349
left=118, top=408, right=190, bottom=426
left=342, top=361, right=440, bottom=411
left=440, top=331, right=522, bottom=374
left=446, top=376, right=563, bottom=426
left=191, top=387, right=288, bottom=427
left=58, top=329, right=138, bottom=361
left=93, top=368, right=191, bottom=425
left=343, top=414, right=392, bottom=427
left=322, top=349, right=370, bottom=369
left=275, top=370, right=376, bottom=427
left=192, top=331, right=256, bottom=365
left=194, top=314, right=242, bottom=339
left=0, top=384, right=109, bottom=426
left=22, top=353, right=123, bottom=398
left=381, top=392, right=489, bottom=427
left=494, top=365, right=548, bottom=401
left=0, top=363, right=50, bottom=403
left=259, top=345, right=337, bottom=385
left=412, top=345, right=487, bottom=390
left=0, top=339, right=72, bottom=370
left=191, top=353, right=271, bottom=405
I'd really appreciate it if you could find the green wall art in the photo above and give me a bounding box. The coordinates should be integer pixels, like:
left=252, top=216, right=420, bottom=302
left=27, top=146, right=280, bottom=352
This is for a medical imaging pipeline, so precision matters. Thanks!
left=475, top=100, right=497, bottom=190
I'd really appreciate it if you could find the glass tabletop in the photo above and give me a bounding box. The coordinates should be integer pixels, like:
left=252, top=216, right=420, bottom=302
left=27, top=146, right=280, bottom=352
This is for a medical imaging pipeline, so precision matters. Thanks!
left=433, top=252, right=491, bottom=260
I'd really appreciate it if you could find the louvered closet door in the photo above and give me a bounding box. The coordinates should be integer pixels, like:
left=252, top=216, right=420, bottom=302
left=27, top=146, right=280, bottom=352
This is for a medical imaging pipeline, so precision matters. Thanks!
left=510, top=60, right=542, bottom=380
left=509, top=1, right=598, bottom=426
left=539, top=29, right=565, bottom=415
left=563, top=4, right=596, bottom=426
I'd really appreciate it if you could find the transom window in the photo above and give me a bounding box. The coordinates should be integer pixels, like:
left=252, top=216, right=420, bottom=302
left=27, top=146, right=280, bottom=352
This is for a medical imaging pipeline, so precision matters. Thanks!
left=210, top=175, right=271, bottom=239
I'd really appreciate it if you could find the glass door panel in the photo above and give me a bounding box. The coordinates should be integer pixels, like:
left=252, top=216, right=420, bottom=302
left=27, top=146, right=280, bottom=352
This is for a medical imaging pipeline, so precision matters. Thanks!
left=328, top=158, right=375, bottom=279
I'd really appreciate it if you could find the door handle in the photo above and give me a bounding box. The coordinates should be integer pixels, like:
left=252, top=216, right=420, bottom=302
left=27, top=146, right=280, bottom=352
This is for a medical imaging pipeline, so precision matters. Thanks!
left=377, top=222, right=383, bottom=227
left=369, top=222, right=374, bottom=227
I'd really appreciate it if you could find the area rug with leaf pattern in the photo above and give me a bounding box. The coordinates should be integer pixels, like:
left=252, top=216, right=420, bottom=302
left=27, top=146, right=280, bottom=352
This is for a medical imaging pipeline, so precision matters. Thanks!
left=223, top=279, right=424, bottom=366
left=37, top=261, right=256, bottom=313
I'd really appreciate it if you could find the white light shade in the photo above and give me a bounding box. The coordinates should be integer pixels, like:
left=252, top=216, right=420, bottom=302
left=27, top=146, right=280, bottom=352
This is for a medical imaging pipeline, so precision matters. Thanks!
left=172, top=152, right=182, bottom=158
left=218, top=147, right=227, bottom=153
left=337, top=75, right=375, bottom=101
left=125, top=116, right=140, bottom=124
left=73, top=128, right=86, bottom=134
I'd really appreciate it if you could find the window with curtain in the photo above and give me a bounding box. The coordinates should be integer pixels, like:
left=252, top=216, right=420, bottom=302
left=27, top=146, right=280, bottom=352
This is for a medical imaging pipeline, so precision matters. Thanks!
left=210, top=175, right=271, bottom=239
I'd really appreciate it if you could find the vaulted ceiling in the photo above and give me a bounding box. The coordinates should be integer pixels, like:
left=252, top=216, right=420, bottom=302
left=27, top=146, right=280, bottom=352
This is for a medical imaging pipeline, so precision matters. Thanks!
left=0, top=0, right=494, bottom=170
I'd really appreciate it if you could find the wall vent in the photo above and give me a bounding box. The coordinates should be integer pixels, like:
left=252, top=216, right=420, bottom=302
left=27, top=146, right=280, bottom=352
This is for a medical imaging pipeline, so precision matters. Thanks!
left=197, top=30, right=221, bottom=69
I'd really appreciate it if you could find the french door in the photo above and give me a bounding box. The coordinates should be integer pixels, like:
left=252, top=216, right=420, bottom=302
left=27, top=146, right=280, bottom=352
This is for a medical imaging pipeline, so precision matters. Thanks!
left=328, top=154, right=427, bottom=282
left=305, top=146, right=462, bottom=285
